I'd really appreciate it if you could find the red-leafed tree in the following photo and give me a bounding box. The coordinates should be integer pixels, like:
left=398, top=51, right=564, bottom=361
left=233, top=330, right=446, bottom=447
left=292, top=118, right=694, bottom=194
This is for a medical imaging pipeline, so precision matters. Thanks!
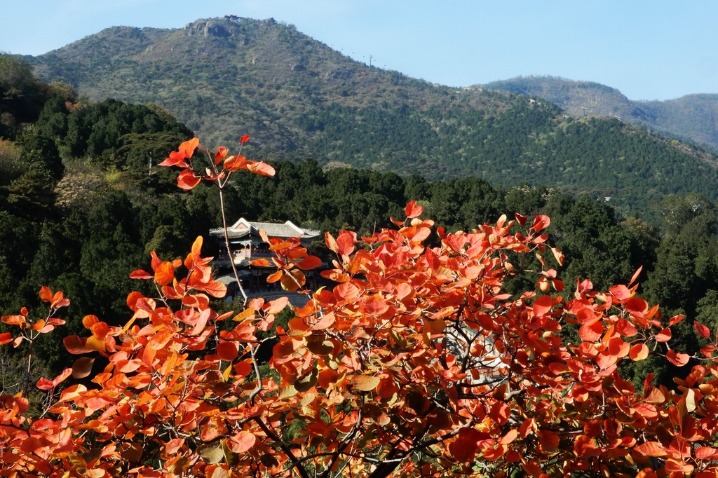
left=2, top=138, right=718, bottom=477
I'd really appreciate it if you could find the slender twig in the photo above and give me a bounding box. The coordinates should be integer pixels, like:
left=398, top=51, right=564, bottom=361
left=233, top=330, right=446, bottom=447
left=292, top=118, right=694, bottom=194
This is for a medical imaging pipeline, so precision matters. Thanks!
left=253, top=416, right=310, bottom=478
left=218, top=185, right=248, bottom=305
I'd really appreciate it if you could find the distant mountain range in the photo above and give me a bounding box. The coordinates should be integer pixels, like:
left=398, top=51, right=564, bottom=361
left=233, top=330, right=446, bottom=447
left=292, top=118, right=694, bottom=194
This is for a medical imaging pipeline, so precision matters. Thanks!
left=482, top=76, right=718, bottom=152
left=23, top=16, right=718, bottom=215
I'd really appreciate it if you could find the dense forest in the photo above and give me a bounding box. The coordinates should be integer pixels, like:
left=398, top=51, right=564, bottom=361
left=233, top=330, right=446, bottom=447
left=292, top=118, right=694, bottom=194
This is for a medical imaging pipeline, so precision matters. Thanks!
left=2, top=55, right=718, bottom=395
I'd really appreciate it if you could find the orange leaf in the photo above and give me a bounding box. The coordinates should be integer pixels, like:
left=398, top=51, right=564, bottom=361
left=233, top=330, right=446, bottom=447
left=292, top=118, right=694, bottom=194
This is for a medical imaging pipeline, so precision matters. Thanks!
left=63, top=335, right=92, bottom=354
left=39, top=285, right=53, bottom=302
left=634, top=441, right=667, bottom=457
left=246, top=161, right=275, bottom=177
left=223, top=155, right=248, bottom=172
left=354, top=375, right=380, bottom=392
left=177, top=169, right=201, bottom=190
left=499, top=429, right=518, bottom=445
left=280, top=269, right=305, bottom=292
left=154, top=261, right=175, bottom=286
left=1, top=315, right=25, bottom=326
left=159, top=150, right=190, bottom=168
left=52, top=368, right=72, bottom=387
left=0, top=332, right=11, bottom=345
left=250, top=258, right=271, bottom=267
left=214, top=146, right=229, bottom=164
left=178, top=137, right=200, bottom=158
left=629, top=265, right=643, bottom=287
left=267, top=270, right=283, bottom=283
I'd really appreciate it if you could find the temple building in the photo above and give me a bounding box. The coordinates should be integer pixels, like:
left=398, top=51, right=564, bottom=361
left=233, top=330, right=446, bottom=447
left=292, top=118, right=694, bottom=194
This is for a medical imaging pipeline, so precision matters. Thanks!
left=209, top=218, right=322, bottom=296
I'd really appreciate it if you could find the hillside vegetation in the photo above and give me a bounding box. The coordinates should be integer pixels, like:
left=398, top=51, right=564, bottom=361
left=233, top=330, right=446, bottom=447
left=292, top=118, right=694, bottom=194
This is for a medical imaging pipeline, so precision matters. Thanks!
left=483, top=76, right=718, bottom=152
left=23, top=17, right=718, bottom=216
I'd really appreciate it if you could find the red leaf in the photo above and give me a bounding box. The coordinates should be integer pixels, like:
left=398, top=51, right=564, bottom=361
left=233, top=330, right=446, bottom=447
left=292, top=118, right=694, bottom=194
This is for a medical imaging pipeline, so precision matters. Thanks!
left=625, top=297, right=648, bottom=317
left=666, top=349, right=690, bottom=367
left=609, top=284, right=632, bottom=302
left=629, top=343, right=649, bottom=361
left=404, top=200, right=424, bottom=219
left=177, top=169, right=202, bottom=190
left=214, top=146, right=229, bottom=164
left=654, top=327, right=672, bottom=343
left=531, top=215, right=550, bottom=233
left=228, top=430, right=255, bottom=453
left=335, top=231, right=356, bottom=256
left=0, top=332, right=12, bottom=346
left=579, top=321, right=604, bottom=342
left=36, top=377, right=54, bottom=391
left=449, top=428, right=481, bottom=463
left=532, top=295, right=553, bottom=317
left=216, top=341, right=239, bottom=361
left=159, top=150, right=189, bottom=168
left=296, top=255, right=323, bottom=271
left=696, top=446, right=718, bottom=460
left=694, top=321, right=711, bottom=339
left=514, top=212, right=527, bottom=225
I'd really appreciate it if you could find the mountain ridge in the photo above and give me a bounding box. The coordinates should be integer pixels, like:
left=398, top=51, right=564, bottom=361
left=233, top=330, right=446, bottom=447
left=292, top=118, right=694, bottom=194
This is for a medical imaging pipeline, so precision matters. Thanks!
left=21, top=16, right=718, bottom=216
left=482, top=76, right=718, bottom=152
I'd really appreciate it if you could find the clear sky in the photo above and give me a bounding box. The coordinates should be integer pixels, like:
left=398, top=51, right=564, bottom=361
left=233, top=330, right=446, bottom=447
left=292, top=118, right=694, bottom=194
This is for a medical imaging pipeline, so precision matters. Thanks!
left=1, top=0, right=716, bottom=101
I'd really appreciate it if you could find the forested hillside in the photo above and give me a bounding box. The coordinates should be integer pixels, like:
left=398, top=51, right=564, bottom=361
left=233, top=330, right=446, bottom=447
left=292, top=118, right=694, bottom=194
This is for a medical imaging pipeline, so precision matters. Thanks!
left=23, top=17, right=718, bottom=216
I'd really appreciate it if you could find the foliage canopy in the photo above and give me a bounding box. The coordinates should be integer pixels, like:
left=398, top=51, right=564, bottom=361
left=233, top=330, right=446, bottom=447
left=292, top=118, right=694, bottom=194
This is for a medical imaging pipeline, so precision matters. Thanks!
left=2, top=139, right=718, bottom=477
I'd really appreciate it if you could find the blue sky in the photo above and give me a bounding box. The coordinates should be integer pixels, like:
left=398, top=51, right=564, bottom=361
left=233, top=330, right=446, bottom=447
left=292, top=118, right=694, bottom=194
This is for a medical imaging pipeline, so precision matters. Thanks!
left=2, top=0, right=716, bottom=100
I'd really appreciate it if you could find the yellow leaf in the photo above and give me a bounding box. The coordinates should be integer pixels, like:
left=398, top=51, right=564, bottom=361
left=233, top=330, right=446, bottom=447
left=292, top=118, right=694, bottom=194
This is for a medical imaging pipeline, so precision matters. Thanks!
left=354, top=375, right=380, bottom=392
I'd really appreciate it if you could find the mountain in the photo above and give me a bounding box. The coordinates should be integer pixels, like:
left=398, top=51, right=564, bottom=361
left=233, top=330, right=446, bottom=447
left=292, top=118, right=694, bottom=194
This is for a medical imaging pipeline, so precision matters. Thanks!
left=24, top=17, right=718, bottom=215
left=483, top=76, right=718, bottom=152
